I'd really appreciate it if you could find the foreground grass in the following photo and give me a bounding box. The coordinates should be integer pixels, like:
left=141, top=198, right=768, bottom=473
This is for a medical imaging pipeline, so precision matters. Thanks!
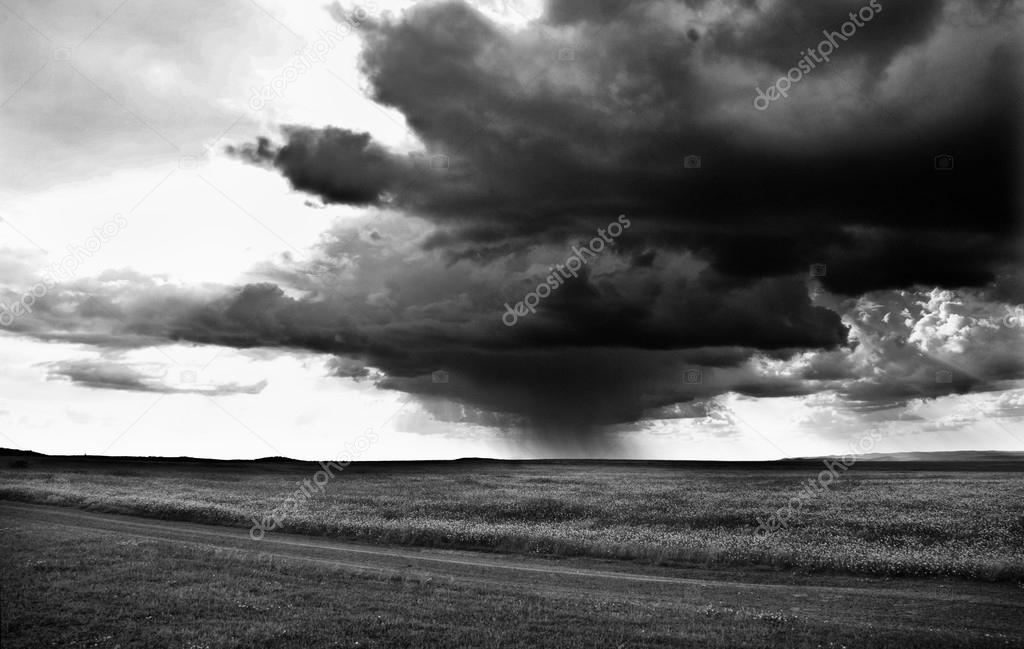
left=1, top=521, right=1019, bottom=649
left=2, top=457, right=1023, bottom=581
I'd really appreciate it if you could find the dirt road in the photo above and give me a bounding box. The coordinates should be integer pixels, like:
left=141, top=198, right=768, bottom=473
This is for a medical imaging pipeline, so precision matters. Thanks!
left=2, top=500, right=1021, bottom=640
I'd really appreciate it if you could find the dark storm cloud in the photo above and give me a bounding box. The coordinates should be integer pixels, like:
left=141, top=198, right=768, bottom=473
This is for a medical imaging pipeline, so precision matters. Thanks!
left=1, top=234, right=843, bottom=440
left=544, top=0, right=637, bottom=25
left=153, top=272, right=840, bottom=428
left=234, top=0, right=1020, bottom=297
left=5, top=234, right=1022, bottom=443
left=227, top=128, right=417, bottom=206
left=10, top=0, right=1020, bottom=445
left=498, top=270, right=845, bottom=350
left=708, top=0, right=946, bottom=76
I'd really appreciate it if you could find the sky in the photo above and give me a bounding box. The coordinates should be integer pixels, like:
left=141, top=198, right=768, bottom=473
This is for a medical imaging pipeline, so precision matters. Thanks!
left=0, top=0, right=1022, bottom=461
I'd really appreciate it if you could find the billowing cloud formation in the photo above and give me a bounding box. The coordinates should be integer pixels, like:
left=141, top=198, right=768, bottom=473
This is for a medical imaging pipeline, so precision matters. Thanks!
left=3, top=0, right=1021, bottom=450
left=3, top=213, right=1022, bottom=451
left=232, top=0, right=1022, bottom=295
left=785, top=286, right=1024, bottom=402
left=231, top=129, right=416, bottom=206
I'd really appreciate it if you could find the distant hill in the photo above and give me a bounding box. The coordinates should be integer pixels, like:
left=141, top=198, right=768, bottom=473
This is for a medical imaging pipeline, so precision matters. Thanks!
left=2, top=448, right=1022, bottom=465
left=0, top=448, right=46, bottom=457
left=788, top=450, right=1024, bottom=462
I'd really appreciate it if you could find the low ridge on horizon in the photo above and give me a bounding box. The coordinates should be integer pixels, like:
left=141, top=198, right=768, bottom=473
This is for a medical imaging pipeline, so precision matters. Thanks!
left=4, top=448, right=1024, bottom=464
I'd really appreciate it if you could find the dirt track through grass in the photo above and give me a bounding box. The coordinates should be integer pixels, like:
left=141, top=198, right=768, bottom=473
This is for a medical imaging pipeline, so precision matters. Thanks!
left=2, top=500, right=1023, bottom=648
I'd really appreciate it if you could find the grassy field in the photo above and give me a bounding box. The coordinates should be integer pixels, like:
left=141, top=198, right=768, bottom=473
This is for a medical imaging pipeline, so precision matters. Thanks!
left=5, top=516, right=1021, bottom=649
left=2, top=454, right=1022, bottom=582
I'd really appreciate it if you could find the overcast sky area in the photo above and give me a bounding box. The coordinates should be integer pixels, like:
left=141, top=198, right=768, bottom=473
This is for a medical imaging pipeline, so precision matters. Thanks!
left=0, top=0, right=1022, bottom=460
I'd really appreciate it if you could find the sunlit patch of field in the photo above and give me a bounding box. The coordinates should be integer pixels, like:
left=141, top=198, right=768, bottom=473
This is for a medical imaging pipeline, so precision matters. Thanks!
left=2, top=456, right=1022, bottom=581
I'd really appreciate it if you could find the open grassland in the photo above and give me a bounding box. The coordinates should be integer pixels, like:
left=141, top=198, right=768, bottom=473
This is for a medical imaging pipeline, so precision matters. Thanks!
left=5, top=518, right=1022, bottom=649
left=1, top=456, right=1023, bottom=581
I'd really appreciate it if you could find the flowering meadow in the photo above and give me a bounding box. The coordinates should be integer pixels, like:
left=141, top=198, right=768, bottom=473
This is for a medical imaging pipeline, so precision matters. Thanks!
left=2, top=457, right=1022, bottom=581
